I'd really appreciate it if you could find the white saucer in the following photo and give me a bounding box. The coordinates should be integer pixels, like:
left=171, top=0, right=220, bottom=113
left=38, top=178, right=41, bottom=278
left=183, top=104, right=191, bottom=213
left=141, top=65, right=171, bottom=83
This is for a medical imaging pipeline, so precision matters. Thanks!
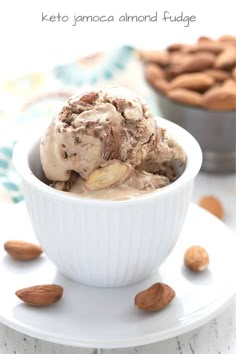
left=0, top=202, right=235, bottom=349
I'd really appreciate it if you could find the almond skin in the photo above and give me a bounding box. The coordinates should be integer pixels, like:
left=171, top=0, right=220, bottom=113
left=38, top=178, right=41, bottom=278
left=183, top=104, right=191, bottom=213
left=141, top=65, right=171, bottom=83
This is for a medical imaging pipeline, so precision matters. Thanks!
left=215, top=48, right=236, bottom=70
left=184, top=41, right=224, bottom=54
left=4, top=240, right=43, bottom=260
left=152, top=79, right=170, bottom=94
left=204, top=69, right=230, bottom=82
left=167, top=89, right=203, bottom=107
left=80, top=92, right=98, bottom=105
left=139, top=50, right=170, bottom=66
left=169, top=53, right=192, bottom=68
left=218, top=35, right=236, bottom=45
left=199, top=195, right=224, bottom=219
left=197, top=36, right=212, bottom=43
left=145, top=64, right=165, bottom=83
left=135, top=283, right=175, bottom=312
left=167, top=43, right=190, bottom=52
left=169, top=73, right=214, bottom=91
left=175, top=53, right=215, bottom=74
left=232, top=67, right=236, bottom=80
left=202, top=87, right=236, bottom=111
left=15, top=284, right=63, bottom=307
left=165, top=65, right=182, bottom=80
left=184, top=246, right=209, bottom=272
left=223, top=79, right=236, bottom=90
left=85, top=161, right=132, bottom=191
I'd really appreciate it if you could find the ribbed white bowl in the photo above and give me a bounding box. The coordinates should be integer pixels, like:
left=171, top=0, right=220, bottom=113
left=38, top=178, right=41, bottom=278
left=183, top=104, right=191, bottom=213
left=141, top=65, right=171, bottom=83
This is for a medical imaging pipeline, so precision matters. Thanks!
left=13, top=118, right=202, bottom=287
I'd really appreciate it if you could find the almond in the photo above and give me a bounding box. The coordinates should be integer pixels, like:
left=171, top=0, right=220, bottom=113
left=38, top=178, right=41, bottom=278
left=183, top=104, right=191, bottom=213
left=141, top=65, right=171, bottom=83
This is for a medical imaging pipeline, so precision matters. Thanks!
left=218, top=35, right=236, bottom=45
left=197, top=36, right=212, bottom=43
left=175, top=52, right=215, bottom=74
left=15, top=284, right=63, bottom=307
left=85, top=161, right=132, bottom=191
left=145, top=64, right=165, bottom=84
left=204, top=69, right=230, bottom=82
left=215, top=48, right=236, bottom=70
left=135, top=283, right=175, bottom=312
left=80, top=92, right=98, bottom=105
left=152, top=79, right=170, bottom=94
left=199, top=195, right=224, bottom=219
left=139, top=50, right=170, bottom=66
left=223, top=79, right=236, bottom=90
left=202, top=87, right=236, bottom=111
left=167, top=89, right=203, bottom=107
left=185, top=42, right=224, bottom=54
left=165, top=66, right=182, bottom=80
left=184, top=246, right=209, bottom=272
left=169, top=52, right=192, bottom=67
left=204, top=84, right=222, bottom=95
left=169, top=73, right=214, bottom=91
left=232, top=67, right=236, bottom=80
left=167, top=43, right=190, bottom=52
left=4, top=240, right=43, bottom=260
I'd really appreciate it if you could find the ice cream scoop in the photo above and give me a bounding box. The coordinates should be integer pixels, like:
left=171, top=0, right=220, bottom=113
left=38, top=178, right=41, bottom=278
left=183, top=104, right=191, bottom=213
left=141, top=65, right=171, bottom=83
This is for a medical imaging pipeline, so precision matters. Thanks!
left=40, top=87, right=157, bottom=181
left=40, top=86, right=186, bottom=200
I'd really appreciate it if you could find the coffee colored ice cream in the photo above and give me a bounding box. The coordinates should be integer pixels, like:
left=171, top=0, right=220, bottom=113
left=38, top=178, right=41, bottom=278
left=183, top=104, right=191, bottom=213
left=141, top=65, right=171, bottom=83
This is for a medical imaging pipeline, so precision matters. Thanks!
left=40, top=87, right=185, bottom=200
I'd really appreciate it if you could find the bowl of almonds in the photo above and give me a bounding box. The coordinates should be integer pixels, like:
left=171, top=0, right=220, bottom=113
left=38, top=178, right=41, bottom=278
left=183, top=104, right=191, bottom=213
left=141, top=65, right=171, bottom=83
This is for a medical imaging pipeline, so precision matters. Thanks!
left=141, top=35, right=236, bottom=173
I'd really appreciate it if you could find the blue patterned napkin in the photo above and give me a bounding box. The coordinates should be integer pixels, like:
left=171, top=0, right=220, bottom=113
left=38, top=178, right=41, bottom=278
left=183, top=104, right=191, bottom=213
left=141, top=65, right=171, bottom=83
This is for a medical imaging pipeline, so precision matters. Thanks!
left=0, top=46, right=156, bottom=204
left=0, top=142, right=24, bottom=203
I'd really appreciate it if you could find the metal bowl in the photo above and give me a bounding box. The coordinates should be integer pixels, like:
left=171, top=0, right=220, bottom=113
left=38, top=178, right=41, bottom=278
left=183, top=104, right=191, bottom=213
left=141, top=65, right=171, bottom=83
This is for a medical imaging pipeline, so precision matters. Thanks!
left=154, top=90, right=236, bottom=173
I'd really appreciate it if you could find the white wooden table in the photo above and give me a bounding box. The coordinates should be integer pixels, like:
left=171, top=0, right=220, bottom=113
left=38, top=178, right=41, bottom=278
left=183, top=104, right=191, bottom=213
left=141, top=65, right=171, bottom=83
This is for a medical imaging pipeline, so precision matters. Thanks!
left=1, top=172, right=235, bottom=354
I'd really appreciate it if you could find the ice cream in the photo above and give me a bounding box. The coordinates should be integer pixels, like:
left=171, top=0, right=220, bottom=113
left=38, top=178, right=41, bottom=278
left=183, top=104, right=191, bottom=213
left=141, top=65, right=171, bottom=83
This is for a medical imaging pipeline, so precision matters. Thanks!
left=51, top=163, right=170, bottom=201
left=40, top=87, right=185, bottom=200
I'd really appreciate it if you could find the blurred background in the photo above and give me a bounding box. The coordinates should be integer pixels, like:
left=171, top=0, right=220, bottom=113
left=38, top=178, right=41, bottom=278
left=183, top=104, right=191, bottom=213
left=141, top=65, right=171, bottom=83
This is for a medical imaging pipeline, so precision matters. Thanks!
left=0, top=0, right=235, bottom=230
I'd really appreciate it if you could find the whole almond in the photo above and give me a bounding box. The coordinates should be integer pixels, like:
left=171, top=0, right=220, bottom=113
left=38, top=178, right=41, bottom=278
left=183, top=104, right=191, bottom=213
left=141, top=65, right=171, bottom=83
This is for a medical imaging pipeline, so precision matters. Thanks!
left=185, top=42, right=224, bottom=54
left=167, top=43, right=190, bottom=52
left=165, top=65, right=182, bottom=80
left=203, top=87, right=236, bottom=111
left=135, top=283, right=175, bottom=312
left=175, top=52, right=215, bottom=74
left=15, top=284, right=63, bottom=307
left=85, top=161, right=132, bottom=191
left=204, top=84, right=223, bottom=95
left=232, top=67, right=236, bottom=80
left=223, top=79, right=236, bottom=90
left=197, top=36, right=212, bottom=43
left=80, top=92, right=98, bottom=104
left=169, top=52, right=192, bottom=67
left=152, top=79, right=170, bottom=94
left=204, top=69, right=230, bottom=82
left=218, top=35, right=236, bottom=45
left=145, top=64, right=165, bottom=84
left=184, top=246, right=209, bottom=272
left=139, top=50, right=170, bottom=66
left=199, top=195, right=224, bottom=219
left=215, top=48, right=236, bottom=70
left=4, top=240, right=43, bottom=260
left=167, top=89, right=203, bottom=107
left=169, top=73, right=214, bottom=91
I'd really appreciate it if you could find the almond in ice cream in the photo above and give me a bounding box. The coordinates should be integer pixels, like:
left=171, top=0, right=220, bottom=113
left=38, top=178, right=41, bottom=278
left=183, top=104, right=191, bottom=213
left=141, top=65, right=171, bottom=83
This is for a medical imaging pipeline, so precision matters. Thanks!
left=40, top=87, right=185, bottom=200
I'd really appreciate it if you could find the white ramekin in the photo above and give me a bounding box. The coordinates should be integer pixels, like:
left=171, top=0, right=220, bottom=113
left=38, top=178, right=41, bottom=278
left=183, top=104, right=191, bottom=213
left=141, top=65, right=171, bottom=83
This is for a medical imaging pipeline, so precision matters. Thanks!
left=13, top=117, right=202, bottom=287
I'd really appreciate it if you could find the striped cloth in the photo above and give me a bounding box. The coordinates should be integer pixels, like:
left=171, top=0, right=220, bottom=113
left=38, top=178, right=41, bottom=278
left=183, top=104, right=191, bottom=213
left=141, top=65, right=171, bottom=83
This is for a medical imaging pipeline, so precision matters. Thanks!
left=0, top=143, right=24, bottom=203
